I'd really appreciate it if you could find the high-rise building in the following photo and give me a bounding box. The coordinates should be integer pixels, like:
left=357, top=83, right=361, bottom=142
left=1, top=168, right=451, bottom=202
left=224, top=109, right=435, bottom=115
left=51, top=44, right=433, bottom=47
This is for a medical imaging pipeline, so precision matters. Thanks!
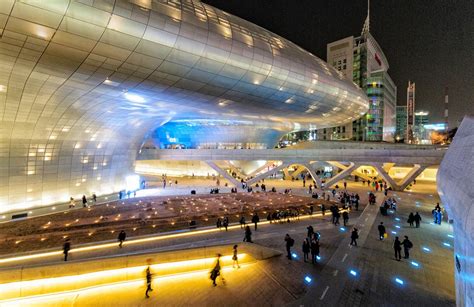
left=395, top=106, right=408, bottom=141
left=414, top=111, right=430, bottom=142
left=406, top=81, right=416, bottom=143
left=325, top=3, right=396, bottom=142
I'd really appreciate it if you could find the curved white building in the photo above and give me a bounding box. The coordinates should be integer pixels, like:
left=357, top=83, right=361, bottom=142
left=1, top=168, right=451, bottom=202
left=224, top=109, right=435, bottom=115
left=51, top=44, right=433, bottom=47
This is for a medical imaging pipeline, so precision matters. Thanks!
left=0, top=0, right=368, bottom=213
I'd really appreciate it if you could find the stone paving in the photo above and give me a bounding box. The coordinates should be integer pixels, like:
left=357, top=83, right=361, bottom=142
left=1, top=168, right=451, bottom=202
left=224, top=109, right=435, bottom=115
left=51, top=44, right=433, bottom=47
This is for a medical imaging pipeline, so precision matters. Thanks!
left=0, top=182, right=456, bottom=306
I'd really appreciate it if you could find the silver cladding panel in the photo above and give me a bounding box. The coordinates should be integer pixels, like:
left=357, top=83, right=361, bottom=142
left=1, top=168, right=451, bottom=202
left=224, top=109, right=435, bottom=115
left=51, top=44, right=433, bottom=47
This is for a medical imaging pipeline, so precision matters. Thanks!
left=0, top=0, right=368, bottom=212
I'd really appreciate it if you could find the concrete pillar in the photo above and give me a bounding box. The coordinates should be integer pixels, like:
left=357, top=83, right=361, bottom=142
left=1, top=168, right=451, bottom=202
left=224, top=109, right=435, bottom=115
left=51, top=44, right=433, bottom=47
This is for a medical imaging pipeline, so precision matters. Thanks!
left=398, top=164, right=428, bottom=191
left=301, top=162, right=322, bottom=189
left=324, top=162, right=358, bottom=189
left=205, top=161, right=240, bottom=187
left=437, top=116, right=474, bottom=307
left=246, top=161, right=273, bottom=177
left=247, top=163, right=290, bottom=186
left=371, top=162, right=401, bottom=190
left=282, top=167, right=292, bottom=180
left=291, top=165, right=307, bottom=178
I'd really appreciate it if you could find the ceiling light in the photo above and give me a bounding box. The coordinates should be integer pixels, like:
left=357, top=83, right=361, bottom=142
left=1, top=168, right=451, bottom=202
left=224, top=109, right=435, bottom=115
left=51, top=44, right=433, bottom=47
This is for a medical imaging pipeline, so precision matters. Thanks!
left=124, top=93, right=145, bottom=103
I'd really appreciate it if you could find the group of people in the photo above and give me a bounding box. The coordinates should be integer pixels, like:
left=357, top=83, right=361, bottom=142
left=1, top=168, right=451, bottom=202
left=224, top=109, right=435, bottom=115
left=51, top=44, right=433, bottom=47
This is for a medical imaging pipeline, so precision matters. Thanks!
left=69, top=194, right=97, bottom=209
left=377, top=222, right=414, bottom=261
left=432, top=203, right=444, bottom=225
left=301, top=226, right=321, bottom=263
left=407, top=212, right=422, bottom=227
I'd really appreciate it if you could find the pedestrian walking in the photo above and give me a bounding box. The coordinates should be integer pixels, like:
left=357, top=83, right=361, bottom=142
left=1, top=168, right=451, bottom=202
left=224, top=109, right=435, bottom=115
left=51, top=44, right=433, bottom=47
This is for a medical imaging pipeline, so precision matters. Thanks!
left=223, top=217, right=229, bottom=231
left=63, top=238, right=71, bottom=261
left=243, top=225, right=253, bottom=243
left=284, top=234, right=295, bottom=260
left=216, top=218, right=222, bottom=230
left=350, top=227, right=359, bottom=246
left=302, top=239, right=310, bottom=262
left=321, top=204, right=326, bottom=216
left=210, top=254, right=225, bottom=286
left=118, top=230, right=126, bottom=248
left=82, top=195, right=88, bottom=208
left=310, top=240, right=320, bottom=264
left=342, top=211, right=349, bottom=226
left=307, top=225, right=314, bottom=238
left=393, top=237, right=402, bottom=261
left=239, top=216, right=246, bottom=229
left=378, top=222, right=386, bottom=240
left=401, top=236, right=413, bottom=259
left=252, top=213, right=260, bottom=230
left=414, top=212, right=422, bottom=228
left=232, top=245, right=240, bottom=268
left=145, top=266, right=153, bottom=298
left=334, top=210, right=340, bottom=226
left=408, top=213, right=415, bottom=227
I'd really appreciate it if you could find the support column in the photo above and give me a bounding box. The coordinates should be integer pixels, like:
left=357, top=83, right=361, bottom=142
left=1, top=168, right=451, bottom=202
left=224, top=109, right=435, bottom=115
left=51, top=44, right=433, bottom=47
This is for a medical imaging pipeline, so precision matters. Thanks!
left=371, top=162, right=400, bottom=190
left=247, top=163, right=290, bottom=186
left=301, top=162, right=322, bottom=189
left=328, top=161, right=372, bottom=182
left=291, top=165, right=307, bottom=178
left=324, top=162, right=358, bottom=189
left=398, top=164, right=428, bottom=191
left=205, top=161, right=241, bottom=187
left=282, top=167, right=292, bottom=180
left=246, top=161, right=273, bottom=177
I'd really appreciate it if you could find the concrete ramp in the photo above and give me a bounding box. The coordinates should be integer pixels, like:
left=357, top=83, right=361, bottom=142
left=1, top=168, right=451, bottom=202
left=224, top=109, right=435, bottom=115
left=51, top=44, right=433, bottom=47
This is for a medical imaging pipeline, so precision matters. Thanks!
left=0, top=243, right=281, bottom=302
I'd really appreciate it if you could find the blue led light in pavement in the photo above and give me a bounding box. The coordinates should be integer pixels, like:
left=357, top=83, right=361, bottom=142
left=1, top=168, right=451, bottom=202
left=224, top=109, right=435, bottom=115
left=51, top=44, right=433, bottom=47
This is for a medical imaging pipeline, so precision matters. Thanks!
left=350, top=270, right=357, bottom=277
left=422, top=247, right=431, bottom=252
left=395, top=225, right=401, bottom=229
left=391, top=231, right=397, bottom=235
left=448, top=234, right=454, bottom=238
left=410, top=261, right=420, bottom=268
left=305, top=276, right=312, bottom=283
left=339, top=227, right=346, bottom=232
left=395, top=218, right=401, bottom=221
left=316, top=255, right=321, bottom=260
left=395, top=277, right=404, bottom=285
left=443, top=242, right=451, bottom=247
left=292, top=253, right=298, bottom=258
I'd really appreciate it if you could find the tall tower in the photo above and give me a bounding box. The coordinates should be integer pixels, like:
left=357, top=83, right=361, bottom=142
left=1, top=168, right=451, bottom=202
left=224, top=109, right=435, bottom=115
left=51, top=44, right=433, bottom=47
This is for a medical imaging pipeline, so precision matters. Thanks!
left=406, top=81, right=416, bottom=143
left=444, top=87, right=449, bottom=131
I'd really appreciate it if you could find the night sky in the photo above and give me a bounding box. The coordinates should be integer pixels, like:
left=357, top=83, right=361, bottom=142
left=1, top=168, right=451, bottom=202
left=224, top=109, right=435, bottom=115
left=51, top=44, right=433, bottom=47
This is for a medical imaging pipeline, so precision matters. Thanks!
left=203, top=0, right=474, bottom=128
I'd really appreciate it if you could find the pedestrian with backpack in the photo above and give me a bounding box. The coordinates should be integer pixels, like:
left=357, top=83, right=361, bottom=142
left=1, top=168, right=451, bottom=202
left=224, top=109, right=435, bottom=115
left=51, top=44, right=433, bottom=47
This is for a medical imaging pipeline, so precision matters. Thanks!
left=285, top=234, right=294, bottom=260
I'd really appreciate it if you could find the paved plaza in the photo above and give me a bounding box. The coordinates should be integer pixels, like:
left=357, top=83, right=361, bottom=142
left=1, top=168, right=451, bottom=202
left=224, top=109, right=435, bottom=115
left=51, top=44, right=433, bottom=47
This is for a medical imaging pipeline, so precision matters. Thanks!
left=0, top=181, right=455, bottom=306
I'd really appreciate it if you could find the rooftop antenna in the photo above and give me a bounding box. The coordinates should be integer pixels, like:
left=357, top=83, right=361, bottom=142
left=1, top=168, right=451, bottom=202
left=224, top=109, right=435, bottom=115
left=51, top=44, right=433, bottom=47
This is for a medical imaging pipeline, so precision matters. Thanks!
left=361, top=0, right=370, bottom=36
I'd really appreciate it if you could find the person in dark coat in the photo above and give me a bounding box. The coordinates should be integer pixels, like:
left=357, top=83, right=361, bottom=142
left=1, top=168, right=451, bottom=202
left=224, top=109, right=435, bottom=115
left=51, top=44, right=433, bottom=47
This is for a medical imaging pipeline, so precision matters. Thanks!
left=350, top=228, right=359, bottom=246
left=378, top=222, right=386, bottom=240
left=239, top=216, right=246, bottom=229
left=401, top=236, right=413, bottom=259
left=414, top=212, right=422, bottom=228
left=63, top=239, right=71, bottom=261
left=408, top=213, right=415, bottom=227
left=244, top=225, right=253, bottom=243
left=118, top=230, right=126, bottom=248
left=310, top=240, right=320, bottom=264
left=210, top=254, right=224, bottom=286
left=251, top=213, right=260, bottom=230
left=393, top=237, right=402, bottom=261
left=302, top=239, right=310, bottom=262
left=223, top=217, right=229, bottom=231
left=342, top=211, right=349, bottom=226
left=284, top=234, right=294, bottom=260
left=145, top=266, right=153, bottom=298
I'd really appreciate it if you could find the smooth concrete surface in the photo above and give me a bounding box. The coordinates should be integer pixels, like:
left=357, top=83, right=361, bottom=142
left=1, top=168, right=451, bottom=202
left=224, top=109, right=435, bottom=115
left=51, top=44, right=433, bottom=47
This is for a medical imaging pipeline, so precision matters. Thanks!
left=0, top=243, right=280, bottom=300
left=138, top=147, right=446, bottom=164
left=438, top=116, right=474, bottom=307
